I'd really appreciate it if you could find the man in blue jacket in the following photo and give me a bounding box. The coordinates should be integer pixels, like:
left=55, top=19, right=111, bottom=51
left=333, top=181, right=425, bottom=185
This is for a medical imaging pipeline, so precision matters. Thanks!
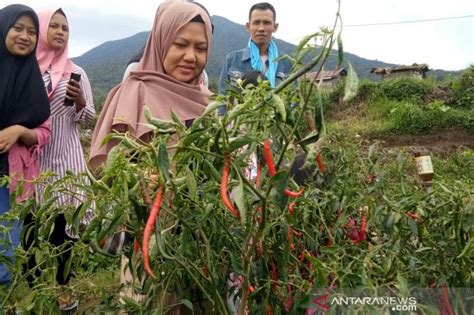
left=218, top=2, right=291, bottom=93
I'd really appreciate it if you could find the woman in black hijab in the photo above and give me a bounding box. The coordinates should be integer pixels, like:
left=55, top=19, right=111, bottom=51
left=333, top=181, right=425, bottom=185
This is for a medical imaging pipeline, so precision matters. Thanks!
left=0, top=4, right=50, bottom=286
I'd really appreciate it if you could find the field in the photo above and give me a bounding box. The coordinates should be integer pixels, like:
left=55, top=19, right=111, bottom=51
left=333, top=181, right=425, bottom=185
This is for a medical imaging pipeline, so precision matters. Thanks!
left=1, top=46, right=473, bottom=313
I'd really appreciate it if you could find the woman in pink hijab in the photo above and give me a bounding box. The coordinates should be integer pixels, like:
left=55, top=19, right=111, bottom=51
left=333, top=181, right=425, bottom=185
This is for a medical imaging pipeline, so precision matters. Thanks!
left=29, top=8, right=95, bottom=312
left=35, top=8, right=95, bottom=204
left=89, top=0, right=213, bottom=169
left=89, top=0, right=213, bottom=308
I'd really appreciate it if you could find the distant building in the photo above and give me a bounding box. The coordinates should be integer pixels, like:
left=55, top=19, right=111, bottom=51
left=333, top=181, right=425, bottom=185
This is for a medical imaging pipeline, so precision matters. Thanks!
left=301, top=68, right=347, bottom=88
left=370, top=63, right=430, bottom=80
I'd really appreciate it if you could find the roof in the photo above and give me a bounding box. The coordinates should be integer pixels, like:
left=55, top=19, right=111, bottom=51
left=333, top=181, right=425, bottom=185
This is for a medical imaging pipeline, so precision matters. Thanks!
left=302, top=68, right=347, bottom=81
left=370, top=63, right=430, bottom=74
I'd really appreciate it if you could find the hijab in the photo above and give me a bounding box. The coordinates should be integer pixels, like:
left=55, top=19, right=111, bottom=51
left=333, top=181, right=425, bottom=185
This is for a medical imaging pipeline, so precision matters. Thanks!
left=0, top=4, right=50, bottom=176
left=0, top=4, right=50, bottom=130
left=36, top=8, right=74, bottom=98
left=127, top=1, right=214, bottom=66
left=89, top=0, right=213, bottom=169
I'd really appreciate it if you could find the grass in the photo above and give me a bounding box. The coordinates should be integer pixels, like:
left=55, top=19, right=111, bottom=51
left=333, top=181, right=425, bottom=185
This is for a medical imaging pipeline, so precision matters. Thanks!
left=325, top=77, right=474, bottom=137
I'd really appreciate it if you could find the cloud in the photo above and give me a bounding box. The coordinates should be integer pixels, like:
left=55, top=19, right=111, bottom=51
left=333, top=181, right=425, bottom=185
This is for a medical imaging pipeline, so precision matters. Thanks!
left=66, top=9, right=152, bottom=56
left=2, top=0, right=472, bottom=70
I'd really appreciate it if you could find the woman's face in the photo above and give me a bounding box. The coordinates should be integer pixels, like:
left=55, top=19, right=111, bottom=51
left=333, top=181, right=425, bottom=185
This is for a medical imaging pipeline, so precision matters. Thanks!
left=47, top=12, right=69, bottom=51
left=163, top=21, right=208, bottom=83
left=5, top=15, right=37, bottom=56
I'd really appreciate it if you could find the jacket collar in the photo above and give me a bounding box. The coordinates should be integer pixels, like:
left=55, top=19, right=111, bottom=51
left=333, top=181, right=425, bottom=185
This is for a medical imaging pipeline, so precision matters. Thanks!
left=242, top=46, right=251, bottom=61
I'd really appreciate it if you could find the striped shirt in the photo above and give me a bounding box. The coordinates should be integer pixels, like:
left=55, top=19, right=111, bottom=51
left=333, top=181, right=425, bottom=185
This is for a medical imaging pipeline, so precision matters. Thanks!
left=39, top=65, right=95, bottom=218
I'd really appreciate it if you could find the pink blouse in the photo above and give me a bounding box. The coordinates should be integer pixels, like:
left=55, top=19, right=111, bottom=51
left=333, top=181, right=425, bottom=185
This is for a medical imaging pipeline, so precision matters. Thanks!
left=8, top=119, right=51, bottom=202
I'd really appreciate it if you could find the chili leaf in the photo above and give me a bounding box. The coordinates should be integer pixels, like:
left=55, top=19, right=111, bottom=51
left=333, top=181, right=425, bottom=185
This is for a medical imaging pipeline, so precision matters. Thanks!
left=186, top=167, right=198, bottom=201
left=181, top=299, right=194, bottom=311
left=228, top=136, right=256, bottom=153
left=299, top=130, right=319, bottom=146
left=272, top=93, right=287, bottom=122
left=157, top=140, right=170, bottom=182
left=144, top=106, right=177, bottom=130
left=234, top=176, right=247, bottom=225
left=170, top=110, right=185, bottom=129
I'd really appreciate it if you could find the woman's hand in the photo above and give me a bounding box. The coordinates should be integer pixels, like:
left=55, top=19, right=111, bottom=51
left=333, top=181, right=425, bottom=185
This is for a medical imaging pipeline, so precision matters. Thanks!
left=0, top=125, right=25, bottom=153
left=66, top=79, right=86, bottom=112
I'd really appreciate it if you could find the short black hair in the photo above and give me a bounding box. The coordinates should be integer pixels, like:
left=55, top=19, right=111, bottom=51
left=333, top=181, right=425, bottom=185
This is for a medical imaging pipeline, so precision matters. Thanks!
left=189, top=1, right=214, bottom=34
left=54, top=8, right=66, bottom=18
left=242, top=70, right=268, bottom=87
left=249, top=2, right=276, bottom=21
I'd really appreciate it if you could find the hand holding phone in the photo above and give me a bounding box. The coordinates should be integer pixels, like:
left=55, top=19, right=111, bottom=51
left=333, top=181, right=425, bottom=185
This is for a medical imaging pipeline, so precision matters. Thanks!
left=64, top=73, right=82, bottom=106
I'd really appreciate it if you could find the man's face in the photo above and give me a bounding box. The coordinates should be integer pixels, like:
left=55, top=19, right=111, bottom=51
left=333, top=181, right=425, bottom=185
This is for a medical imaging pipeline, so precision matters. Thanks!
left=246, top=9, right=278, bottom=48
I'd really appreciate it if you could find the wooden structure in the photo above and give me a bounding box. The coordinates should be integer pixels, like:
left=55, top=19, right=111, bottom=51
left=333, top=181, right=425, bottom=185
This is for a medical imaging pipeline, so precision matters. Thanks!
left=301, top=68, right=347, bottom=88
left=370, top=63, right=430, bottom=80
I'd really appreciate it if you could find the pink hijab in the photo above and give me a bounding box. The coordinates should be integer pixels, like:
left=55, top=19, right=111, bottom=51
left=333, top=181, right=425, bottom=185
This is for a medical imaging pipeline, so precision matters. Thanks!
left=36, top=8, right=74, bottom=98
left=89, top=0, right=213, bottom=169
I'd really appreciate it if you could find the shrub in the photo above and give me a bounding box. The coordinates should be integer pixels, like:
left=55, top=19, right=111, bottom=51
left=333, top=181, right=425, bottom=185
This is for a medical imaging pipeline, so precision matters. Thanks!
left=387, top=102, right=474, bottom=134
left=377, top=77, right=433, bottom=102
left=452, top=65, right=474, bottom=109
left=339, top=79, right=379, bottom=106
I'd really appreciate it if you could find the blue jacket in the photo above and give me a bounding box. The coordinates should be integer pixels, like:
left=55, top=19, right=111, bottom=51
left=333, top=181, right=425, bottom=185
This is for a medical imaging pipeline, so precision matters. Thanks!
left=218, top=46, right=292, bottom=93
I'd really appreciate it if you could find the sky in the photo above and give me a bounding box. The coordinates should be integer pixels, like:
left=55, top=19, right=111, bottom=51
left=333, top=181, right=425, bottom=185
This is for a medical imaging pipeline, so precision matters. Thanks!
left=2, top=0, right=473, bottom=71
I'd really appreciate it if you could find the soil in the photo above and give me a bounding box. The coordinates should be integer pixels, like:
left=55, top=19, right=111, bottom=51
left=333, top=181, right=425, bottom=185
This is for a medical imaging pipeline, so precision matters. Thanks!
left=328, top=96, right=474, bottom=157
left=369, top=130, right=474, bottom=158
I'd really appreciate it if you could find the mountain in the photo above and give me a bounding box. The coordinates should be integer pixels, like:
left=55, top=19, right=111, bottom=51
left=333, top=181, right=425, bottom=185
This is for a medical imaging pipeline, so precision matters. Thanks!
left=73, top=15, right=456, bottom=103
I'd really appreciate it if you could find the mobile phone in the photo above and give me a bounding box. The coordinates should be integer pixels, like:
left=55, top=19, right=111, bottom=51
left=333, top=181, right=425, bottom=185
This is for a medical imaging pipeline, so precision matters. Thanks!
left=63, top=73, right=82, bottom=106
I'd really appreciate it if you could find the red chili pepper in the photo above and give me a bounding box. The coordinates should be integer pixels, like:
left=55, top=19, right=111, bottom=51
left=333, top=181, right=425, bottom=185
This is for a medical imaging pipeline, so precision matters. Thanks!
left=248, top=284, right=255, bottom=293
left=316, top=153, right=325, bottom=173
left=134, top=239, right=140, bottom=253
left=255, top=162, right=262, bottom=188
left=298, top=251, right=305, bottom=261
left=290, top=227, right=303, bottom=238
left=257, top=240, right=263, bottom=257
left=346, top=215, right=367, bottom=244
left=441, top=284, right=454, bottom=315
left=284, top=285, right=294, bottom=311
left=405, top=211, right=420, bottom=220
left=346, top=218, right=359, bottom=242
left=255, top=207, right=262, bottom=224
left=263, top=139, right=304, bottom=197
left=290, top=242, right=296, bottom=251
left=288, top=202, right=296, bottom=215
left=359, top=213, right=367, bottom=242
left=287, top=229, right=296, bottom=251
left=143, top=185, right=164, bottom=278
left=263, top=139, right=276, bottom=176
left=284, top=187, right=305, bottom=198
left=266, top=305, right=272, bottom=315
left=220, top=155, right=240, bottom=219
left=270, top=261, right=278, bottom=290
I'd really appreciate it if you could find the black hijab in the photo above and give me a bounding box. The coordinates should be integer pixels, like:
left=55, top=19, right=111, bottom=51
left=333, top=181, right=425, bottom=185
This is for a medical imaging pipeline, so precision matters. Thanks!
left=0, top=4, right=50, bottom=176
